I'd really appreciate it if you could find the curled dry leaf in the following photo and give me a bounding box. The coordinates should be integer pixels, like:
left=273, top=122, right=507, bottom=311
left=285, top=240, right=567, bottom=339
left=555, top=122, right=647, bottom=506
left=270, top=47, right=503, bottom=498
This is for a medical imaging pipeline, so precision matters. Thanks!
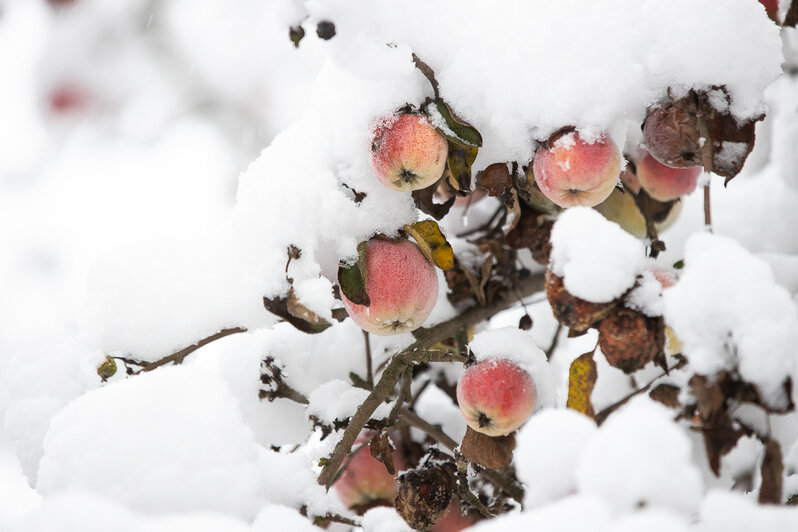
left=460, top=426, right=515, bottom=469
left=413, top=182, right=456, bottom=220
left=566, top=351, right=598, bottom=419
left=96, top=356, right=117, bottom=381
left=478, top=163, right=512, bottom=197
left=649, top=384, right=681, bottom=409
left=263, top=287, right=333, bottom=334
left=369, top=432, right=396, bottom=475
left=505, top=204, right=554, bottom=265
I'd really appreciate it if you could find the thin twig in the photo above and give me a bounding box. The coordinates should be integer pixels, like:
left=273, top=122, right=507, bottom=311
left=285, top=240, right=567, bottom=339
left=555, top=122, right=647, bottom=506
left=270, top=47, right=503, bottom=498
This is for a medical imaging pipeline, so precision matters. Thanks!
left=363, top=331, right=374, bottom=388
left=704, top=184, right=713, bottom=232
left=317, top=273, right=546, bottom=488
left=545, top=323, right=563, bottom=360
left=136, top=327, right=247, bottom=374
left=595, top=358, right=686, bottom=425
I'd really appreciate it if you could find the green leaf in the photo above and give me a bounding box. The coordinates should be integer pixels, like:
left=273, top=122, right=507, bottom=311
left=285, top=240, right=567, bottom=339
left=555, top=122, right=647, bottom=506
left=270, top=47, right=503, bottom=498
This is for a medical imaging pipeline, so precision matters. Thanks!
left=337, top=241, right=370, bottom=306
left=430, top=99, right=483, bottom=147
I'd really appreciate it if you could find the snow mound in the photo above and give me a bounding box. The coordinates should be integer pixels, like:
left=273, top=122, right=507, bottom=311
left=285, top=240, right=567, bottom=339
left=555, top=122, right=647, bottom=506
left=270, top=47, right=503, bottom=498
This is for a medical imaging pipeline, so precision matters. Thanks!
left=550, top=207, right=645, bottom=303
left=515, top=408, right=597, bottom=507
left=36, top=365, right=266, bottom=519
left=576, top=398, right=703, bottom=513
left=663, top=233, right=798, bottom=408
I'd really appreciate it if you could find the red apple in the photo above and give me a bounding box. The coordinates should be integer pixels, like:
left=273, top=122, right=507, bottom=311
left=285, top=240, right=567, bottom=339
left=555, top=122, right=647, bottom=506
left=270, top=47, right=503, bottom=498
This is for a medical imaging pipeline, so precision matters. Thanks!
left=530, top=131, right=621, bottom=208
left=456, top=359, right=537, bottom=437
left=341, top=239, right=438, bottom=335
left=334, top=436, right=401, bottom=511
left=636, top=152, right=701, bottom=202
left=371, top=113, right=448, bottom=192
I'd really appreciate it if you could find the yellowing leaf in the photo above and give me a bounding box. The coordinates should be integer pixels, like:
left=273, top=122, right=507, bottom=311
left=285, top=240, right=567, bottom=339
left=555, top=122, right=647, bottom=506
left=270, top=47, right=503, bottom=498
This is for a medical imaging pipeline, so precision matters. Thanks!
left=404, top=220, right=454, bottom=271
left=567, top=351, right=597, bottom=419
left=446, top=142, right=479, bottom=193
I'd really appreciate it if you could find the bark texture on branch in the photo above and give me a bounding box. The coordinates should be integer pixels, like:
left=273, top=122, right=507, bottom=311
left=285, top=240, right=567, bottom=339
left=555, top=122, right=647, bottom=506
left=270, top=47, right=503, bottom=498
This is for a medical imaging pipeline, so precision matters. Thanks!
left=316, top=273, right=545, bottom=488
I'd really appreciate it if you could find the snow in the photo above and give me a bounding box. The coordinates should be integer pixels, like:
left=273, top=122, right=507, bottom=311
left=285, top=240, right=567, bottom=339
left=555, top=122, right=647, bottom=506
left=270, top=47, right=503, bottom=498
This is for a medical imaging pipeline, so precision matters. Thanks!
left=0, top=0, right=795, bottom=529
left=36, top=365, right=267, bottom=518
left=576, top=398, right=704, bottom=514
left=663, top=233, right=798, bottom=408
left=550, top=207, right=645, bottom=303
left=469, top=327, right=557, bottom=410
left=514, top=408, right=597, bottom=507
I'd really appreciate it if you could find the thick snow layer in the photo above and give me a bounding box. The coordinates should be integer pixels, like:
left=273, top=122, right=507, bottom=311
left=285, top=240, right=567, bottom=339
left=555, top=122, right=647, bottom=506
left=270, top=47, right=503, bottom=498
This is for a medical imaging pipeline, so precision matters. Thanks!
left=469, top=327, right=556, bottom=410
left=307, top=0, right=780, bottom=165
left=697, top=491, right=798, bottom=532
left=36, top=365, right=267, bottom=519
left=471, top=495, right=611, bottom=532
left=576, top=398, right=703, bottom=513
left=515, top=408, right=597, bottom=507
left=663, top=233, right=798, bottom=408
left=550, top=207, right=645, bottom=303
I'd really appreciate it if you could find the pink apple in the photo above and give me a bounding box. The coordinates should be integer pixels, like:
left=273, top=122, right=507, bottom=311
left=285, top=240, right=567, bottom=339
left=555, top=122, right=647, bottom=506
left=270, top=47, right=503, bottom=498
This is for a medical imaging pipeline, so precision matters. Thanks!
left=531, top=131, right=622, bottom=208
left=342, top=239, right=438, bottom=335
left=636, top=152, right=701, bottom=202
left=371, top=113, right=449, bottom=192
left=456, top=359, right=537, bottom=437
left=334, top=436, right=401, bottom=510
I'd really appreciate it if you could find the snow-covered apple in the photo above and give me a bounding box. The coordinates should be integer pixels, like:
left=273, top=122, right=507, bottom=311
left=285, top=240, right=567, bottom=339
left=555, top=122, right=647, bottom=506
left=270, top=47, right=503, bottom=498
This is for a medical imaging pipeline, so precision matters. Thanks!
left=530, top=130, right=621, bottom=208
left=371, top=113, right=448, bottom=192
left=636, top=152, right=701, bottom=202
left=456, top=359, right=537, bottom=437
left=341, top=238, right=438, bottom=335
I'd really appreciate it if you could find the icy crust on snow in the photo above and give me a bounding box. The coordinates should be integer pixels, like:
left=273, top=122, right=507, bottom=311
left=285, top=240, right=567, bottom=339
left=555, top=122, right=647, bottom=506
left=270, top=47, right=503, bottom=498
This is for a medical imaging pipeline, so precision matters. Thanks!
left=663, top=233, right=798, bottom=408
left=550, top=207, right=645, bottom=303
left=305, top=0, right=780, bottom=163
left=469, top=327, right=556, bottom=411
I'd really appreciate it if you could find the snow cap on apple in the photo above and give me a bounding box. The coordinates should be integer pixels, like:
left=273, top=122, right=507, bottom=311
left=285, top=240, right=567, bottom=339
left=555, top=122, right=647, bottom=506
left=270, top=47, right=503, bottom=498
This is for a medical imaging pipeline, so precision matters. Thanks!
left=371, top=113, right=448, bottom=192
left=457, top=328, right=555, bottom=437
left=341, top=238, right=438, bottom=335
left=530, top=130, right=622, bottom=208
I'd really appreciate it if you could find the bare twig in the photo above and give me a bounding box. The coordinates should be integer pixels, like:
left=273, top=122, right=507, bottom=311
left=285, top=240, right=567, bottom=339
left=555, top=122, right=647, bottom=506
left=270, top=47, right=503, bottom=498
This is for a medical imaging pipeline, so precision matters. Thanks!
left=136, top=327, right=247, bottom=374
left=316, top=273, right=546, bottom=488
left=704, top=184, right=713, bottom=233
left=595, top=357, right=686, bottom=425
left=545, top=323, right=563, bottom=360
left=363, top=331, right=374, bottom=388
